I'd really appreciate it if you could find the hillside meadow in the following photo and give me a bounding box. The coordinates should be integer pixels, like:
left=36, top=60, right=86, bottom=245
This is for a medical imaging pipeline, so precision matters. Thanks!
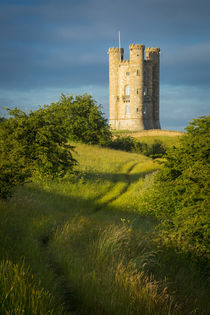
left=0, top=142, right=209, bottom=314
left=113, top=129, right=184, bottom=146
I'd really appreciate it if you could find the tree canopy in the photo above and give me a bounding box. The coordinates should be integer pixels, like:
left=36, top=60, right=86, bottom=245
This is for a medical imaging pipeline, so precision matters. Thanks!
left=142, top=116, right=210, bottom=257
left=0, top=93, right=112, bottom=199
left=43, top=94, right=112, bottom=145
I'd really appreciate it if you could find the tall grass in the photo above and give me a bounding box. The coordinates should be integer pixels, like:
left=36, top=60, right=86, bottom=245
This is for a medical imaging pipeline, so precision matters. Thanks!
left=0, top=259, right=63, bottom=314
left=0, top=143, right=209, bottom=314
left=50, top=217, right=179, bottom=314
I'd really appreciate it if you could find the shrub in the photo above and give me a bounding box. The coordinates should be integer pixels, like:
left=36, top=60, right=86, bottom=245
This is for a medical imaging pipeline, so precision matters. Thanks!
left=141, top=116, right=210, bottom=257
left=108, top=135, right=136, bottom=152
left=0, top=93, right=111, bottom=199
left=43, top=93, right=112, bottom=145
left=0, top=107, right=76, bottom=199
left=108, top=136, right=166, bottom=158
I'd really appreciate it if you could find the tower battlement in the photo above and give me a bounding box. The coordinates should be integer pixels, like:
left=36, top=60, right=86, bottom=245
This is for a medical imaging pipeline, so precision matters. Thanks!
left=109, top=42, right=161, bottom=131
left=108, top=47, right=121, bottom=53
left=129, top=44, right=145, bottom=50
left=145, top=47, right=160, bottom=52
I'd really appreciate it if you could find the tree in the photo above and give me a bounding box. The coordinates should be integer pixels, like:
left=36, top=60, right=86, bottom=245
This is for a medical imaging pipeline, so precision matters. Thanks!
left=142, top=116, right=210, bottom=256
left=43, top=94, right=112, bottom=145
left=0, top=106, right=76, bottom=199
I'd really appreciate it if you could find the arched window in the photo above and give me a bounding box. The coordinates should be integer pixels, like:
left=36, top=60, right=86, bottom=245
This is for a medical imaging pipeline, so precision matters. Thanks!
left=125, top=85, right=130, bottom=95
left=125, top=105, right=130, bottom=114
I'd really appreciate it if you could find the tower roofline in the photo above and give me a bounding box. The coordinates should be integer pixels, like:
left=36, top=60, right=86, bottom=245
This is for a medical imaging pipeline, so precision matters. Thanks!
left=145, top=47, right=160, bottom=53
left=129, top=44, right=145, bottom=50
left=108, top=47, right=123, bottom=53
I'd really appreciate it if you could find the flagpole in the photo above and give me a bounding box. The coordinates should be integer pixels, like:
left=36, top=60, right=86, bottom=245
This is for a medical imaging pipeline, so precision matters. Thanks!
left=119, top=31, right=121, bottom=61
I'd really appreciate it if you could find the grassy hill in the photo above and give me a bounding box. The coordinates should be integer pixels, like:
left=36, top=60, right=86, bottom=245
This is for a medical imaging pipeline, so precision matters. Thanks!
left=113, top=129, right=184, bottom=147
left=0, top=143, right=209, bottom=314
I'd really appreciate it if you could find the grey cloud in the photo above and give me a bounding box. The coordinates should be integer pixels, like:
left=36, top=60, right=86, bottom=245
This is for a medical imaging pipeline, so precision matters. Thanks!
left=160, top=43, right=210, bottom=86
left=0, top=0, right=209, bottom=131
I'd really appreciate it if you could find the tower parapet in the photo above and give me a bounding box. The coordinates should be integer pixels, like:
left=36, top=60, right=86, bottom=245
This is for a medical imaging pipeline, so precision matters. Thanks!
left=109, top=43, right=161, bottom=131
left=145, top=48, right=160, bottom=129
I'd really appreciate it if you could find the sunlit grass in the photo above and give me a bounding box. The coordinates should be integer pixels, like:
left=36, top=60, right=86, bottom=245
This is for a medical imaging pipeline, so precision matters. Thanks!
left=49, top=217, right=180, bottom=314
left=0, top=142, right=209, bottom=314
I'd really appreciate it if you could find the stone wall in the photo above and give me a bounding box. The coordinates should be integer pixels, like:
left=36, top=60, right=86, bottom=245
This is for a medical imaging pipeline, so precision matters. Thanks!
left=109, top=43, right=161, bottom=131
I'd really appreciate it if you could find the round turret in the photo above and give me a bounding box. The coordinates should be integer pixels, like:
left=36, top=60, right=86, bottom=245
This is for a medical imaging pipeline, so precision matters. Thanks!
left=145, top=47, right=160, bottom=62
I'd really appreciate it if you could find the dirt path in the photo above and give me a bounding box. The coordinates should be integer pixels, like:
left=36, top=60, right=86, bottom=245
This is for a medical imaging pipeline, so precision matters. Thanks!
left=40, top=162, right=155, bottom=314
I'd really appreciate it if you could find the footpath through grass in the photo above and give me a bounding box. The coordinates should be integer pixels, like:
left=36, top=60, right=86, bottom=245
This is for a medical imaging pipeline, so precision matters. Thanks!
left=0, top=143, right=209, bottom=314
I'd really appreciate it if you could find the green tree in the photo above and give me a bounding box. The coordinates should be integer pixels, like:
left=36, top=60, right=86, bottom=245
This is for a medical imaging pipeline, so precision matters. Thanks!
left=0, top=93, right=111, bottom=199
left=142, top=116, right=210, bottom=256
left=42, top=94, right=112, bottom=145
left=0, top=106, right=76, bottom=199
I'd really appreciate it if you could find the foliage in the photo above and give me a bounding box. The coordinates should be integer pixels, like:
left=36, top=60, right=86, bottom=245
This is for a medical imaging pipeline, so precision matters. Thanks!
left=0, top=93, right=112, bottom=199
left=0, top=106, right=76, bottom=199
left=43, top=93, right=112, bottom=145
left=0, top=116, right=7, bottom=123
left=108, top=135, right=138, bottom=152
left=141, top=116, right=210, bottom=257
left=0, top=143, right=208, bottom=313
left=108, top=135, right=166, bottom=158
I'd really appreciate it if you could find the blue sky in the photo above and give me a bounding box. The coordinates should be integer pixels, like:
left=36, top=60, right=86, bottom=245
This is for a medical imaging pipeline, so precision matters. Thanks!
left=0, top=0, right=209, bottom=130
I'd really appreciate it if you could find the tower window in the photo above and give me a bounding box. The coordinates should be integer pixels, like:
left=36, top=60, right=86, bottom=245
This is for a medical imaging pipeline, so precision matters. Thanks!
left=126, top=72, right=130, bottom=76
left=125, top=85, right=130, bottom=95
left=137, top=70, right=140, bottom=76
left=136, top=108, right=139, bottom=113
left=137, top=89, right=139, bottom=94
left=125, top=105, right=130, bottom=114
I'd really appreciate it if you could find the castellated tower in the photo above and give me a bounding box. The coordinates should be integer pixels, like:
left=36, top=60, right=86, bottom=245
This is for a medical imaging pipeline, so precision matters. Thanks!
left=108, top=44, right=161, bottom=130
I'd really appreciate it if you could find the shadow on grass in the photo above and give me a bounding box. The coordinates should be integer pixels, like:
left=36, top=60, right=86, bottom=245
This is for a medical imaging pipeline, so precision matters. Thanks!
left=1, top=184, right=209, bottom=314
left=76, top=170, right=155, bottom=184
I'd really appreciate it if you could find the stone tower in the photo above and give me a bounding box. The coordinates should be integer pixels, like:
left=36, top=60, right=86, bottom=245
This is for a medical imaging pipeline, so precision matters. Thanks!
left=108, top=44, right=161, bottom=130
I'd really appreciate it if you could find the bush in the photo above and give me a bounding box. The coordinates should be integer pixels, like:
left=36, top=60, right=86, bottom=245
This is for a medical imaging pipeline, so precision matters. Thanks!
left=0, top=106, right=76, bottom=199
left=141, top=116, right=210, bottom=257
left=108, top=136, right=166, bottom=158
left=43, top=93, right=112, bottom=145
left=0, top=93, right=111, bottom=199
left=108, top=135, right=137, bottom=152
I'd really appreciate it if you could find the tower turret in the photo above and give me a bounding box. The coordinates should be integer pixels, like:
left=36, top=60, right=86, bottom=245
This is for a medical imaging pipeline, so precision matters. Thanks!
left=129, top=44, right=145, bottom=129
left=145, top=48, right=161, bottom=129
left=108, top=47, right=124, bottom=129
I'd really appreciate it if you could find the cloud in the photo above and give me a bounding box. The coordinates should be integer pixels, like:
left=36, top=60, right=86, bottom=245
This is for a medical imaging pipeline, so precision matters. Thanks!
left=0, top=0, right=209, bottom=130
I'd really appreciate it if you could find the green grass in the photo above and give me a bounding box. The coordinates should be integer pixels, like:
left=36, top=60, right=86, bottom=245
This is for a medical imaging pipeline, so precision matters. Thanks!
left=0, top=260, right=63, bottom=315
left=112, top=129, right=183, bottom=148
left=0, top=143, right=209, bottom=314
